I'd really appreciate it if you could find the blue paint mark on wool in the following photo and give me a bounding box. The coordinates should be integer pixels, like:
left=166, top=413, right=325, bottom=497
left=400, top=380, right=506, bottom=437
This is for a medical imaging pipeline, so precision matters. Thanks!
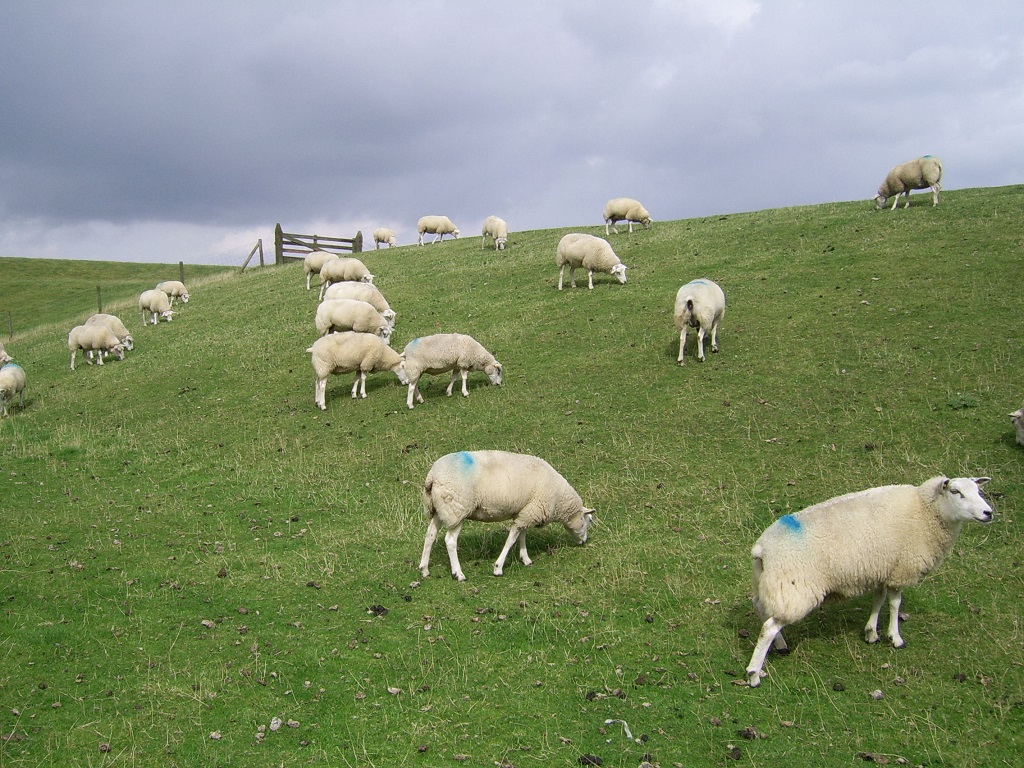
left=778, top=514, right=802, bottom=533
left=454, top=451, right=475, bottom=470
left=0, top=363, right=23, bottom=373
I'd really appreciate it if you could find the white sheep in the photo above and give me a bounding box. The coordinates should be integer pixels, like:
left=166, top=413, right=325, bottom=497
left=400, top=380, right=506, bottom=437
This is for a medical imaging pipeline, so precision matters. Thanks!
left=321, top=282, right=396, bottom=330
left=555, top=233, right=627, bottom=290
left=419, top=450, right=595, bottom=581
left=68, top=324, right=126, bottom=370
left=417, top=215, right=461, bottom=245
left=314, top=299, right=392, bottom=342
left=85, top=313, right=134, bottom=352
left=373, top=228, right=397, bottom=249
left=155, top=280, right=190, bottom=305
left=0, top=363, right=26, bottom=417
left=481, top=216, right=508, bottom=250
left=306, top=331, right=409, bottom=409
left=603, top=197, right=652, bottom=235
left=673, top=279, right=726, bottom=365
left=745, top=475, right=993, bottom=688
left=401, top=333, right=503, bottom=410
left=303, top=250, right=339, bottom=291
left=1010, top=407, right=1024, bottom=446
left=138, top=289, right=174, bottom=325
left=0, top=341, right=12, bottom=365
left=317, top=257, right=375, bottom=301
left=874, top=155, right=943, bottom=210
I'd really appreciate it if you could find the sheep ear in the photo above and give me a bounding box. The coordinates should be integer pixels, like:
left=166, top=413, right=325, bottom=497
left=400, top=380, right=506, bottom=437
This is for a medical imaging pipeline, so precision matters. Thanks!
left=941, top=478, right=950, bottom=491
left=973, top=476, right=992, bottom=486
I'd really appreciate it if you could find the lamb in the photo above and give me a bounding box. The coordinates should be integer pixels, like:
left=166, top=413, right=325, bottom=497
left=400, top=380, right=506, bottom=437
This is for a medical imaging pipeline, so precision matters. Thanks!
left=673, top=279, right=726, bottom=364
left=138, top=289, right=174, bottom=325
left=373, top=228, right=397, bottom=249
left=68, top=324, right=126, bottom=370
left=0, top=363, right=26, bottom=417
left=555, top=233, right=627, bottom=290
left=314, top=299, right=392, bottom=342
left=317, top=257, right=374, bottom=301
left=306, top=331, right=409, bottom=409
left=85, top=313, right=134, bottom=352
left=745, top=475, right=993, bottom=688
left=1010, top=407, right=1024, bottom=446
left=401, top=333, right=503, bottom=410
left=303, top=250, right=339, bottom=290
left=0, top=341, right=12, bottom=365
left=481, top=215, right=508, bottom=250
left=322, top=282, right=396, bottom=329
left=419, top=450, right=595, bottom=581
left=603, top=197, right=652, bottom=235
left=874, top=155, right=943, bottom=210
left=417, top=215, right=460, bottom=245
left=155, top=280, right=190, bottom=305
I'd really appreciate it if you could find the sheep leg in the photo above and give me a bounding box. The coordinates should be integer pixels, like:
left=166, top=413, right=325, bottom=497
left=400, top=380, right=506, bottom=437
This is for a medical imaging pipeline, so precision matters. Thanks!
left=314, top=377, right=327, bottom=410
left=746, top=616, right=785, bottom=687
left=627, top=221, right=634, bottom=234
left=452, top=369, right=469, bottom=397
left=493, top=524, right=529, bottom=577
left=677, top=327, right=687, bottom=365
left=406, top=381, right=420, bottom=410
left=558, top=265, right=566, bottom=291
left=419, top=515, right=440, bottom=578
left=69, top=351, right=77, bottom=371
left=710, top=321, right=720, bottom=353
left=884, top=588, right=904, bottom=647
left=445, top=371, right=458, bottom=397
left=443, top=522, right=467, bottom=581
left=95, top=350, right=104, bottom=365
left=587, top=270, right=595, bottom=290
left=932, top=184, right=940, bottom=206
left=696, top=327, right=707, bottom=362
left=864, top=586, right=886, bottom=643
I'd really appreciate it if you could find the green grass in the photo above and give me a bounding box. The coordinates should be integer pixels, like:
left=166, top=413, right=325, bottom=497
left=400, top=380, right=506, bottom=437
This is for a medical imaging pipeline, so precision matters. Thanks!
left=1, top=187, right=1022, bottom=767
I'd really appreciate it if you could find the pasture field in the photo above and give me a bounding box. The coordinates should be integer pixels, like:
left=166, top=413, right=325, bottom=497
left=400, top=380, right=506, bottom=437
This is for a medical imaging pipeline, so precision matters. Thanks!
left=1, top=187, right=1022, bottom=767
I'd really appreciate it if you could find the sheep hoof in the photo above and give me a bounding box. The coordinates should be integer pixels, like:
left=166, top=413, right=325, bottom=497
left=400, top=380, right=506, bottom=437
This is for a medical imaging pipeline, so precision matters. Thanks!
left=746, top=670, right=762, bottom=688
left=864, top=628, right=879, bottom=644
left=890, top=636, right=905, bottom=648
left=454, top=572, right=467, bottom=582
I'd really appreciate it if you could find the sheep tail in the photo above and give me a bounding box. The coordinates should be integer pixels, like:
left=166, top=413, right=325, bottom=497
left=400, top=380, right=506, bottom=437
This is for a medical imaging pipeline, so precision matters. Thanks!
left=422, top=477, right=435, bottom=519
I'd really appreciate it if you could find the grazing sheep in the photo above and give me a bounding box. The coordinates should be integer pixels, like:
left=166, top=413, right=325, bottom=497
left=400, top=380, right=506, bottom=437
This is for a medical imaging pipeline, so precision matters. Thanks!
left=745, top=476, right=993, bottom=688
left=155, top=280, right=190, bottom=305
left=1010, top=407, right=1024, bottom=446
left=314, top=299, right=392, bottom=342
left=303, top=250, right=339, bottom=290
left=68, top=324, right=126, bottom=370
left=417, top=215, right=461, bottom=245
left=401, top=333, right=503, bottom=410
left=0, top=363, right=26, bottom=417
left=874, top=155, right=943, bottom=210
left=85, top=313, right=134, bottom=352
left=322, top=282, right=396, bottom=329
left=419, top=450, right=595, bottom=581
left=0, top=342, right=12, bottom=365
left=306, top=331, right=409, bottom=409
left=481, top=215, right=508, bottom=250
left=673, top=279, right=726, bottom=365
left=138, top=289, right=174, bottom=325
left=317, top=257, right=374, bottom=300
left=555, top=233, right=627, bottom=290
left=373, top=228, right=397, bottom=249
left=603, top=197, right=652, bottom=235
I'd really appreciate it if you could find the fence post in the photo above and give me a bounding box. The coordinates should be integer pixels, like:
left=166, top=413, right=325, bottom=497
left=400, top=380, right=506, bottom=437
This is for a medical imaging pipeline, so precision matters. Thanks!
left=258, top=238, right=264, bottom=266
left=275, top=223, right=284, bottom=265
left=6, top=312, right=12, bottom=341
left=179, top=261, right=185, bottom=283
left=353, top=230, right=363, bottom=253
left=97, top=286, right=103, bottom=314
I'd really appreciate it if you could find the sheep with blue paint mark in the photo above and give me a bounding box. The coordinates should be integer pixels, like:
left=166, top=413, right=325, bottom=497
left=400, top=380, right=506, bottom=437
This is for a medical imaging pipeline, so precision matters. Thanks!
left=0, top=363, right=26, bottom=417
left=673, top=278, right=725, bottom=364
left=419, top=450, right=594, bottom=581
left=746, top=475, right=993, bottom=687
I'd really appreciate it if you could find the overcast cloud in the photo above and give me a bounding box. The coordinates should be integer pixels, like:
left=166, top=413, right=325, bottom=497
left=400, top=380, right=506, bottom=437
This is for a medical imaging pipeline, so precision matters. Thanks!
left=1, top=1, right=1022, bottom=265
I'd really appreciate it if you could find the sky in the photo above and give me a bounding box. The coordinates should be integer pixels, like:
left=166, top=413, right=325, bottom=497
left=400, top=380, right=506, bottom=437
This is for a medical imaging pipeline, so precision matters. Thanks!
left=1, top=1, right=1023, bottom=266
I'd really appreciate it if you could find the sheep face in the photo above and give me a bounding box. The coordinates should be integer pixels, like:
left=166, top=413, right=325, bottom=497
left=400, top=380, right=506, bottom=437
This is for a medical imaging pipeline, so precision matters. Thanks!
left=567, top=509, right=595, bottom=544
left=611, top=264, right=628, bottom=284
left=485, top=362, right=503, bottom=386
left=873, top=193, right=888, bottom=210
left=393, top=360, right=410, bottom=385
left=111, top=343, right=127, bottom=361
left=938, top=477, right=993, bottom=524
left=123, top=334, right=135, bottom=351
left=1010, top=409, right=1024, bottom=446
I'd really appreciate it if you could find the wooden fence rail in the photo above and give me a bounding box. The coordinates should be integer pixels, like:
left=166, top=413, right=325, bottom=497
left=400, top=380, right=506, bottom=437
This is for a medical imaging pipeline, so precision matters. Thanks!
left=274, top=224, right=363, bottom=265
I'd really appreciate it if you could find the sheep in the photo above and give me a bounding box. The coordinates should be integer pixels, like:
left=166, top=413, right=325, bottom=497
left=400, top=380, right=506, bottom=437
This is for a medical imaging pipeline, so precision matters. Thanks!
left=603, top=197, right=652, bottom=235
left=314, top=299, right=392, bottom=342
left=155, top=280, right=190, bottom=305
left=481, top=215, right=508, bottom=250
left=0, top=363, right=26, bottom=417
left=417, top=215, right=460, bottom=245
left=555, top=233, right=627, bottom=290
left=321, top=282, right=396, bottom=330
left=317, top=257, right=374, bottom=301
left=68, top=324, right=126, bottom=370
left=419, top=450, right=595, bottom=581
left=303, top=250, right=339, bottom=290
left=874, top=155, right=943, bottom=210
left=1010, top=407, right=1024, bottom=446
left=673, top=279, right=726, bottom=364
left=373, top=228, right=397, bottom=249
left=401, top=333, right=503, bottom=410
left=0, top=341, right=12, bottom=365
left=306, top=331, right=409, bottom=409
left=85, top=313, right=134, bottom=352
left=138, top=289, right=174, bottom=325
left=745, top=475, right=993, bottom=688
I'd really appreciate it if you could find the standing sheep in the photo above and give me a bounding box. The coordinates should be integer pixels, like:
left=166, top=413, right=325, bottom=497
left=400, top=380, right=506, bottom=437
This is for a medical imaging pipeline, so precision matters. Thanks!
left=314, top=299, right=392, bottom=342
left=306, top=331, right=409, bottom=409
left=874, top=155, right=943, bottom=210
left=401, top=333, right=503, bottom=410
left=138, top=289, right=174, bottom=325
left=85, top=313, right=134, bottom=351
left=68, top=325, right=126, bottom=370
left=419, top=450, right=595, bottom=581
left=373, top=228, right=397, bottom=249
left=481, top=215, right=508, bottom=250
left=317, top=257, right=375, bottom=301
left=1010, top=407, right=1024, bottom=446
left=745, top=476, right=993, bottom=688
left=0, top=363, right=26, bottom=417
left=603, top=197, right=652, bottom=235
left=556, top=233, right=627, bottom=290
left=673, top=279, right=726, bottom=365
left=322, top=282, right=396, bottom=330
left=304, top=250, right=339, bottom=290
left=155, top=280, right=190, bottom=305
left=417, top=215, right=461, bottom=245
left=0, top=341, right=12, bottom=365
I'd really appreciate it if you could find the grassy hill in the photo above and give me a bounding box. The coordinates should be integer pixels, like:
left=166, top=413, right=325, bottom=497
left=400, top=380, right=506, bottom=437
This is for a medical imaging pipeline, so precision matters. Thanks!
left=1, top=187, right=1022, bottom=767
